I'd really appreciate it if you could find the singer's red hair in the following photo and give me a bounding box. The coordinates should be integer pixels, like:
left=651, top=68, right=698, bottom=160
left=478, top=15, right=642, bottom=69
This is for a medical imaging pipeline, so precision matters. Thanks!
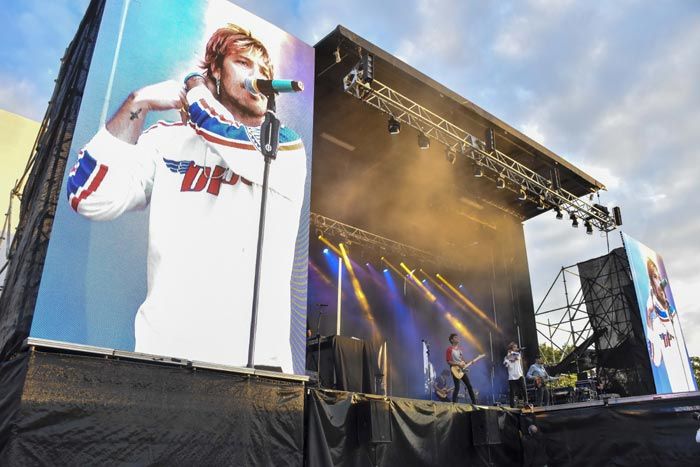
left=201, top=23, right=273, bottom=80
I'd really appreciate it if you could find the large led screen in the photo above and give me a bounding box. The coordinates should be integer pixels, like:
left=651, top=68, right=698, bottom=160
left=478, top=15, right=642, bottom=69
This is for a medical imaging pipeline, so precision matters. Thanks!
left=623, top=232, right=697, bottom=393
left=31, top=0, right=314, bottom=374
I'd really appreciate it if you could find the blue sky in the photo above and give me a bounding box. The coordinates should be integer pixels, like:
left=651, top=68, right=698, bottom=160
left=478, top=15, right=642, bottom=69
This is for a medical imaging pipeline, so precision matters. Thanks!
left=2, top=0, right=699, bottom=356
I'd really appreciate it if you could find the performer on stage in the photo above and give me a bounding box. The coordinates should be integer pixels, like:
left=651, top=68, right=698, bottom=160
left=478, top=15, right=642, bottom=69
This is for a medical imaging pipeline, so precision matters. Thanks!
left=433, top=369, right=454, bottom=402
left=504, top=342, right=528, bottom=408
left=526, top=355, right=552, bottom=406
left=446, top=333, right=478, bottom=404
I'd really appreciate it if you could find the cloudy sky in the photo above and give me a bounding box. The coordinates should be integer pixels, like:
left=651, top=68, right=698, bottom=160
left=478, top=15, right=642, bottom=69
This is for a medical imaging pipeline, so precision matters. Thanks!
left=2, top=0, right=698, bottom=355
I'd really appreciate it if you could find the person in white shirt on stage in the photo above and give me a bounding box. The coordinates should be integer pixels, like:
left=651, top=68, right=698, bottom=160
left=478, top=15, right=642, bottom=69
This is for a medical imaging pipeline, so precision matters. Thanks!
left=504, top=341, right=528, bottom=408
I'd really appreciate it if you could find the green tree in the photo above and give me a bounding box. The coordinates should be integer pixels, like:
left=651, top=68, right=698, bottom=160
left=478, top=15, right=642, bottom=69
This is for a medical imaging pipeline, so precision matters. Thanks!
left=691, top=356, right=700, bottom=387
left=538, top=343, right=577, bottom=388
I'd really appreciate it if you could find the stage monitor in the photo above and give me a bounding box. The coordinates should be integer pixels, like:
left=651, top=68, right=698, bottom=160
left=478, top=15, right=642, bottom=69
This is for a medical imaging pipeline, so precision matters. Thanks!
left=30, top=0, right=314, bottom=374
left=623, top=232, right=697, bottom=393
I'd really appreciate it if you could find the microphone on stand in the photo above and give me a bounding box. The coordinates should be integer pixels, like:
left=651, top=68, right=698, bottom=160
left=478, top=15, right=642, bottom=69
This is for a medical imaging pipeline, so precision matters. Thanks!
left=244, top=78, right=304, bottom=96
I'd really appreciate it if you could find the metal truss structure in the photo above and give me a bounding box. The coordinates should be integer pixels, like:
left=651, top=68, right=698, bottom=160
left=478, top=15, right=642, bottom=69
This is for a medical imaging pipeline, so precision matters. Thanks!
left=311, top=212, right=437, bottom=266
left=534, top=250, right=636, bottom=363
left=343, top=59, right=616, bottom=232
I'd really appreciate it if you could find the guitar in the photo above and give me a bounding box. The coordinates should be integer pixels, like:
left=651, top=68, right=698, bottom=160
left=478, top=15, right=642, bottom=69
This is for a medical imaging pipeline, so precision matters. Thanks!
left=435, top=386, right=454, bottom=399
left=450, top=353, right=486, bottom=379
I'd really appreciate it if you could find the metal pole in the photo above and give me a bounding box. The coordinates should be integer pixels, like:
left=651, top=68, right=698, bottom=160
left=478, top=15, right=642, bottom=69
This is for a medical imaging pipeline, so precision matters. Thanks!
left=246, top=94, right=279, bottom=369
left=489, top=331, right=495, bottom=404
left=336, top=256, right=343, bottom=336
left=246, top=157, right=271, bottom=368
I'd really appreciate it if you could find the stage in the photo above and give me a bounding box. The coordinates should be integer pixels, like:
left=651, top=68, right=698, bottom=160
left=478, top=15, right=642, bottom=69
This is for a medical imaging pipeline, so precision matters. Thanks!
left=2, top=339, right=699, bottom=466
left=0, top=1, right=698, bottom=466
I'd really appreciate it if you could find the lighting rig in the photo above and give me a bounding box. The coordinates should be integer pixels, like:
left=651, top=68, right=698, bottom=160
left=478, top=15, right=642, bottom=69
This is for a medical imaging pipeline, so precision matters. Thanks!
left=342, top=54, right=620, bottom=233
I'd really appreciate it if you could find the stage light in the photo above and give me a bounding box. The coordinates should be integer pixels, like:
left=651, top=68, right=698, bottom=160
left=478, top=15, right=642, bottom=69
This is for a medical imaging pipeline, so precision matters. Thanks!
left=473, top=164, right=483, bottom=178
left=555, top=206, right=563, bottom=220
left=570, top=213, right=579, bottom=228
left=323, top=248, right=329, bottom=254
left=418, top=132, right=430, bottom=149
left=518, top=187, right=527, bottom=201
left=537, top=197, right=546, bottom=210
left=459, top=284, right=463, bottom=288
left=585, top=220, right=593, bottom=235
left=388, top=116, right=400, bottom=135
left=445, top=148, right=457, bottom=164
left=383, top=268, right=389, bottom=273
left=496, top=177, right=505, bottom=189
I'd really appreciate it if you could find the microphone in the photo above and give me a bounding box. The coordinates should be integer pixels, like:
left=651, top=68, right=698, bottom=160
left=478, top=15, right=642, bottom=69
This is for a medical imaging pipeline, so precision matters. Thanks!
left=660, top=278, right=668, bottom=289
left=244, top=78, right=304, bottom=96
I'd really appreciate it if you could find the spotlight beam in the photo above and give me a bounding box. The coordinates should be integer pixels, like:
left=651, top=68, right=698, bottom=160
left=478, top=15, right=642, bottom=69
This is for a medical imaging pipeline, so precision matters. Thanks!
left=400, top=262, right=436, bottom=303
left=339, top=243, right=372, bottom=319
left=318, top=235, right=342, bottom=256
left=435, top=273, right=500, bottom=332
left=444, top=311, right=484, bottom=353
left=381, top=257, right=428, bottom=298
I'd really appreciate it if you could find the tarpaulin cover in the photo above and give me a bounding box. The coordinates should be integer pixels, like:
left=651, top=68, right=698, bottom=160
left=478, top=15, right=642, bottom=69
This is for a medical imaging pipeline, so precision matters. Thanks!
left=0, top=352, right=29, bottom=452
left=534, top=394, right=700, bottom=466
left=305, top=389, right=523, bottom=466
left=1, top=350, right=305, bottom=466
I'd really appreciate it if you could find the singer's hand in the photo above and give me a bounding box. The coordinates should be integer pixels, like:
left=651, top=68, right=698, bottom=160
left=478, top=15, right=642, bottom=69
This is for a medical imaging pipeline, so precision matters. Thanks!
left=185, top=74, right=207, bottom=92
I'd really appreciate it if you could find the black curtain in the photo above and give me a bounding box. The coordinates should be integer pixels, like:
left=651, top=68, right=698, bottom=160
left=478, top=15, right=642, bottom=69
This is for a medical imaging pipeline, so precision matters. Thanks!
left=305, top=389, right=522, bottom=467
left=534, top=394, right=700, bottom=466
left=1, top=350, right=305, bottom=466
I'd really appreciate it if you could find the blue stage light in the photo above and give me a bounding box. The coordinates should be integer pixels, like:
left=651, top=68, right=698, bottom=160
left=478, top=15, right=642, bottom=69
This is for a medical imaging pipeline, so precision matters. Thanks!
left=459, top=284, right=463, bottom=288
left=383, top=268, right=389, bottom=273
left=323, top=248, right=329, bottom=254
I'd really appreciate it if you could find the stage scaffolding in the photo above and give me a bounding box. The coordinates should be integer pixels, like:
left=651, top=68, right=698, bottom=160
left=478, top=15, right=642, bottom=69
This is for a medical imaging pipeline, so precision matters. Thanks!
left=535, top=249, right=635, bottom=352
left=533, top=248, right=654, bottom=395
left=342, top=59, right=616, bottom=232
left=0, top=0, right=105, bottom=359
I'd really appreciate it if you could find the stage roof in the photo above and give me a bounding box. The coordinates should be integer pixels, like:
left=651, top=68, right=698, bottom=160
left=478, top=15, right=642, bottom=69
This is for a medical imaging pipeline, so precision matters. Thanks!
left=312, top=26, right=605, bottom=229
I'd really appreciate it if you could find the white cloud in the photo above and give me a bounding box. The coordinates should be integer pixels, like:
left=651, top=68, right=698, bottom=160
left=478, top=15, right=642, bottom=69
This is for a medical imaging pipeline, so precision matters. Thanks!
left=519, top=121, right=546, bottom=145
left=0, top=75, right=45, bottom=120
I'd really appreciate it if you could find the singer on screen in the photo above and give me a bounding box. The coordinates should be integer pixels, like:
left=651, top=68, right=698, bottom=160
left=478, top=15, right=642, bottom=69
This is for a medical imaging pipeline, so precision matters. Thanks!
left=65, top=23, right=307, bottom=372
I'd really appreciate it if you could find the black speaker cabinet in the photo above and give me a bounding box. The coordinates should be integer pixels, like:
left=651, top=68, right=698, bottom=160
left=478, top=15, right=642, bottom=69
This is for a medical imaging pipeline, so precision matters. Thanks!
left=357, top=399, right=392, bottom=444
left=470, top=409, right=502, bottom=446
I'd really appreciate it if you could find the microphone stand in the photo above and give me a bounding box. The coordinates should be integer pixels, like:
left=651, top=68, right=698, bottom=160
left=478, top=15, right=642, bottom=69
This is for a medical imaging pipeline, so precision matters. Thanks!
left=316, top=308, right=324, bottom=388
left=246, top=93, right=280, bottom=369
left=424, top=340, right=433, bottom=401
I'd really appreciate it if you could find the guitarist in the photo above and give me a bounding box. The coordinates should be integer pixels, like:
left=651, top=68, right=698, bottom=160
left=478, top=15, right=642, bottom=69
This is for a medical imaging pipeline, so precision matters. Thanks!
left=446, top=333, right=478, bottom=404
left=433, top=369, right=454, bottom=402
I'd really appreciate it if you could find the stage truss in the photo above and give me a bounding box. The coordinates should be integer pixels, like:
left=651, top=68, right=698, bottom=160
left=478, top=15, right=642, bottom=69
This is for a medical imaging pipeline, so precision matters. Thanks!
left=534, top=250, right=637, bottom=372
left=343, top=58, right=617, bottom=232
left=311, top=212, right=437, bottom=266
